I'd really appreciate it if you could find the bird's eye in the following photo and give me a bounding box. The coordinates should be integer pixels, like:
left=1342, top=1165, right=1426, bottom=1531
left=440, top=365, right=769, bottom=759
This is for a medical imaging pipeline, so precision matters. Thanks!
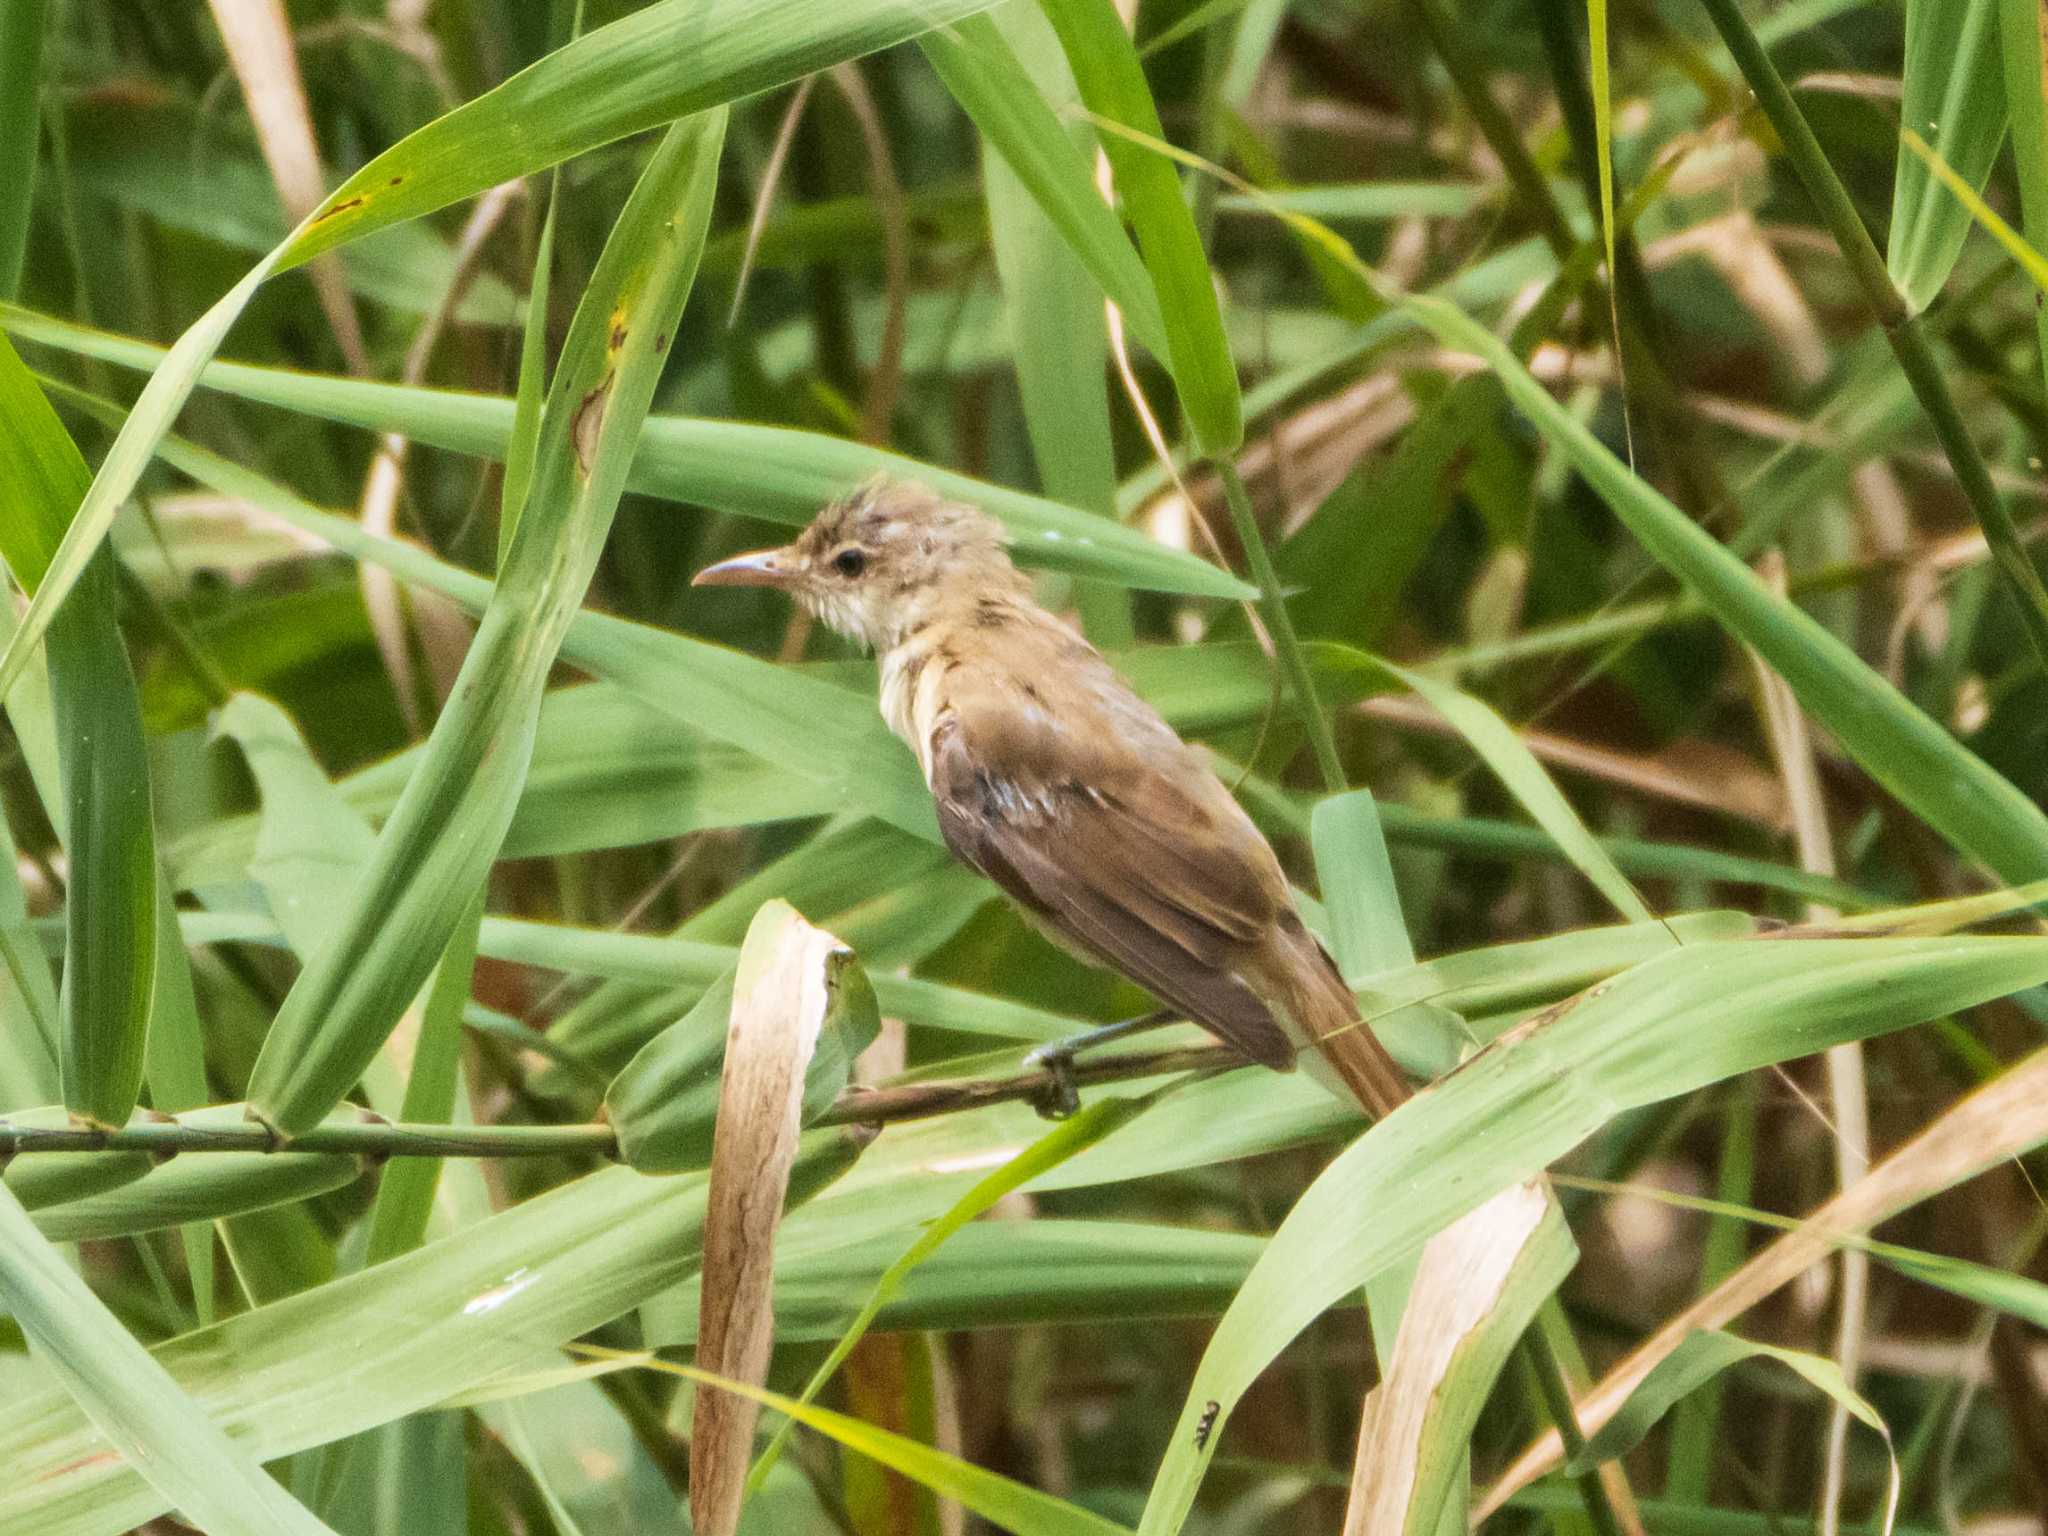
left=831, top=547, right=867, bottom=578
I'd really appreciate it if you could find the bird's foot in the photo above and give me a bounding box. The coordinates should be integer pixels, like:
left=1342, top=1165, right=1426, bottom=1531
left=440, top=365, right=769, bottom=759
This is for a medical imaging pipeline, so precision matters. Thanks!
left=1024, top=1044, right=1083, bottom=1120
left=1020, top=1009, right=1179, bottom=1121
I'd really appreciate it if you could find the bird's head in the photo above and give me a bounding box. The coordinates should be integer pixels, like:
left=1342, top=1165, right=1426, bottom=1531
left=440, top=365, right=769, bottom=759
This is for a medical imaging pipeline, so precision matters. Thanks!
left=693, top=477, right=1025, bottom=649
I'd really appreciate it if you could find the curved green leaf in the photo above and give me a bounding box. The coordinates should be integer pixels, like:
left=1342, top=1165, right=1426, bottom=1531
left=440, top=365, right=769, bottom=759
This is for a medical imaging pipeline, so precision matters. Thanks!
left=246, top=112, right=728, bottom=1135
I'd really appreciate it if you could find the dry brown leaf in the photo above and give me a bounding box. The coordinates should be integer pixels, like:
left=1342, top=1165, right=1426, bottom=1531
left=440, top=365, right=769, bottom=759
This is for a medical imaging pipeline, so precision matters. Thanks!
left=1479, top=1044, right=2048, bottom=1514
left=689, top=903, right=850, bottom=1536
left=1346, top=1180, right=1570, bottom=1536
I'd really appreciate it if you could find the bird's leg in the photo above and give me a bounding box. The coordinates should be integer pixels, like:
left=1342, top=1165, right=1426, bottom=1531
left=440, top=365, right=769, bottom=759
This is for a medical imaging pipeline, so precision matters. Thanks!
left=1023, top=1008, right=1180, bottom=1119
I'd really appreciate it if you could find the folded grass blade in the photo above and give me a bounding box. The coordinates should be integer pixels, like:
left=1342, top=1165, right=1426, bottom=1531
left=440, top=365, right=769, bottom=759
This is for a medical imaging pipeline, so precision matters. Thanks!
left=246, top=112, right=727, bottom=1135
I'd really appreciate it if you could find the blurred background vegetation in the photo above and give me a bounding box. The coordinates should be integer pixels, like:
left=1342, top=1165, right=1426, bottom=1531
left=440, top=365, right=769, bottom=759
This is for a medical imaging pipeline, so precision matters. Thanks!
left=5, top=0, right=2048, bottom=1533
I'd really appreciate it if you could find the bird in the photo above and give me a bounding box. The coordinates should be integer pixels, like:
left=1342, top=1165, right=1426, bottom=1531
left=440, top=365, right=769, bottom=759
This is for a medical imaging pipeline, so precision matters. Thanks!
left=693, top=478, right=1409, bottom=1120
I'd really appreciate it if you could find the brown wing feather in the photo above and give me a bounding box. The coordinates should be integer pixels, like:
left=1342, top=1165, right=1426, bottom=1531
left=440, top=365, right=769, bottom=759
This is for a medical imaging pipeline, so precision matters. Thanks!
left=926, top=704, right=1297, bottom=1071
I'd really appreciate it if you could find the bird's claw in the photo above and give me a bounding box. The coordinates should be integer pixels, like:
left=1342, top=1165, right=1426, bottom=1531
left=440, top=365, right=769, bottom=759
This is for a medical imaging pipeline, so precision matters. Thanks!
left=1023, top=1042, right=1082, bottom=1120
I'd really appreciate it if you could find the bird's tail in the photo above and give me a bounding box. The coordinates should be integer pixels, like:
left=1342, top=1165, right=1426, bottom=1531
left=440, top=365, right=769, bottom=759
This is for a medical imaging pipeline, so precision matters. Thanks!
left=1272, top=920, right=1412, bottom=1120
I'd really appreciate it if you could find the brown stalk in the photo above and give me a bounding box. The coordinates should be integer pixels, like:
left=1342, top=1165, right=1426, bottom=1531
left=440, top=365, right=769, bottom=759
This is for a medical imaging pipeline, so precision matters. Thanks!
left=354, top=179, right=522, bottom=732
left=1745, top=550, right=1867, bottom=1536
left=205, top=0, right=368, bottom=373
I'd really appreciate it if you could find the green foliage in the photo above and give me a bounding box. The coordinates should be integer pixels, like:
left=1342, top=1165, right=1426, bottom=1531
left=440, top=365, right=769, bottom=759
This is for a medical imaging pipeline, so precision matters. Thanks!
left=5, top=2, right=2048, bottom=1533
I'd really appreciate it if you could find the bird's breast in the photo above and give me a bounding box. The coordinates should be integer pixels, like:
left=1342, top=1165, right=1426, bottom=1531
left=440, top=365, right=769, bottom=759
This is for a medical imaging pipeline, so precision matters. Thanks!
left=879, top=631, right=955, bottom=782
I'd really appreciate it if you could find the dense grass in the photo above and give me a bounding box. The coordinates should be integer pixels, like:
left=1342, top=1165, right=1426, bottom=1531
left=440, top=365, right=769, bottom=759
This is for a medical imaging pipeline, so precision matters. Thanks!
left=3, top=1, right=2048, bottom=1534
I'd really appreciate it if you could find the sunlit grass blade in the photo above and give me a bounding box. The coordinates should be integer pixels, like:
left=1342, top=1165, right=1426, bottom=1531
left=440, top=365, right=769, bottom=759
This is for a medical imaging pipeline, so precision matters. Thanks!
left=1, top=303, right=1249, bottom=598
left=651, top=1360, right=1130, bottom=1536
left=1566, top=1330, right=1898, bottom=1532
left=0, top=333, right=155, bottom=1128
left=245, top=111, right=728, bottom=1136
left=0, top=0, right=1014, bottom=716
left=0, top=1180, right=344, bottom=1535
left=1900, top=128, right=2048, bottom=295
left=976, top=0, right=1131, bottom=644
left=1999, top=0, right=2048, bottom=393
left=746, top=1091, right=1155, bottom=1496
left=1039, top=0, right=1241, bottom=453
left=1133, top=934, right=2048, bottom=1535
left=1887, top=0, right=2007, bottom=313
left=922, top=11, right=1168, bottom=358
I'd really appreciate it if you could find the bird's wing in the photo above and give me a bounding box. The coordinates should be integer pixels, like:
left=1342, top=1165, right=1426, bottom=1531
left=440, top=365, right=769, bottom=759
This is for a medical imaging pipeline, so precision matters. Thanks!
left=925, top=679, right=1297, bottom=1070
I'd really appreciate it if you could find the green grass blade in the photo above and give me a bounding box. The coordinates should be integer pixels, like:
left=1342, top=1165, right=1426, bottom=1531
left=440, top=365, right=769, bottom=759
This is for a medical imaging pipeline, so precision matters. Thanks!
left=922, top=12, right=1169, bottom=358
left=1039, top=0, right=1242, bottom=453
left=142, top=872, right=217, bottom=1321
left=0, top=256, right=280, bottom=706
left=1888, top=0, right=2007, bottom=312
left=0, top=333, right=155, bottom=1128
left=1, top=303, right=1249, bottom=597
left=0, top=0, right=46, bottom=296
left=0, top=1181, right=344, bottom=1535
left=1312, top=791, right=1416, bottom=977
left=1391, top=291, right=2048, bottom=888
left=279, top=0, right=1001, bottom=270
left=1900, top=127, right=2048, bottom=294
left=977, top=0, right=1131, bottom=644
left=746, top=1092, right=1155, bottom=1495
left=1567, top=1329, right=1896, bottom=1530
left=1587, top=0, right=1616, bottom=313
left=666, top=1361, right=1131, bottom=1536
left=501, top=178, right=562, bottom=562
left=33, top=1144, right=363, bottom=1243
left=0, top=802, right=60, bottom=1107
left=0, top=0, right=1014, bottom=713
left=2000, top=0, right=2048, bottom=393
left=245, top=111, right=728, bottom=1136
left=1325, top=649, right=1656, bottom=924
left=362, top=900, right=482, bottom=1265
left=1133, top=934, right=2048, bottom=1535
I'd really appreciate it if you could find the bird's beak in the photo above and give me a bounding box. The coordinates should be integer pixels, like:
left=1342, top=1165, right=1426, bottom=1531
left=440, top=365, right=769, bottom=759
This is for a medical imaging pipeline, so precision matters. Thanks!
left=692, top=545, right=799, bottom=589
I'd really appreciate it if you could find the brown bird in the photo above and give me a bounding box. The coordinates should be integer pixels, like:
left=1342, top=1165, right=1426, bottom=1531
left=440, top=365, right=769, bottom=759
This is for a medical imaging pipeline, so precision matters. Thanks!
left=694, top=479, right=1408, bottom=1119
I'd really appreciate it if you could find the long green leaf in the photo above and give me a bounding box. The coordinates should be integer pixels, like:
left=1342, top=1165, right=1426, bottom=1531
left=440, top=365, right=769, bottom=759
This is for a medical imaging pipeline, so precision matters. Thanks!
left=1391, top=290, right=2048, bottom=888
left=0, top=0, right=1017, bottom=708
left=977, top=0, right=1130, bottom=644
left=1039, top=0, right=1242, bottom=452
left=1133, top=934, right=2048, bottom=1534
left=245, top=112, right=728, bottom=1135
left=1566, top=1329, right=1897, bottom=1529
left=924, top=11, right=1168, bottom=359
left=668, top=1362, right=1129, bottom=1536
left=32, top=1144, right=363, bottom=1243
left=0, top=1180, right=343, bottom=1535
left=0, top=332, right=155, bottom=1127
left=2000, top=0, right=2048, bottom=394
left=0, top=0, right=46, bottom=296
left=0, top=303, right=1248, bottom=598
left=1888, top=0, right=2007, bottom=312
